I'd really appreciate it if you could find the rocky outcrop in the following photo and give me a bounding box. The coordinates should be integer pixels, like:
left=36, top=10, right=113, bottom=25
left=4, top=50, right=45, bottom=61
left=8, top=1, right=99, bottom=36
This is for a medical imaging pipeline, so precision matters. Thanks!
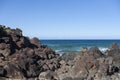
left=56, top=45, right=120, bottom=80
left=0, top=25, right=60, bottom=79
left=0, top=25, right=120, bottom=80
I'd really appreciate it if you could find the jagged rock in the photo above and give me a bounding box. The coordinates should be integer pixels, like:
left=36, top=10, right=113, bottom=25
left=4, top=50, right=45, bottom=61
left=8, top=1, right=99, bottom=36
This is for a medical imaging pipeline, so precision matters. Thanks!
left=16, top=37, right=31, bottom=48
left=0, top=66, right=6, bottom=77
left=56, top=46, right=120, bottom=80
left=0, top=25, right=120, bottom=80
left=72, top=53, right=99, bottom=78
left=0, top=43, right=10, bottom=50
left=15, top=28, right=22, bottom=36
left=107, top=49, right=120, bottom=58
left=11, top=35, right=20, bottom=42
left=109, top=43, right=119, bottom=50
left=39, top=71, right=59, bottom=80
left=0, top=48, right=11, bottom=57
left=30, top=37, right=41, bottom=47
left=0, top=25, right=60, bottom=79
left=88, top=47, right=104, bottom=58
left=107, top=66, right=119, bottom=75
left=61, top=52, right=78, bottom=62
left=6, top=28, right=22, bottom=37
left=1, top=37, right=12, bottom=44
left=105, top=43, right=120, bottom=69
left=4, top=62, right=26, bottom=79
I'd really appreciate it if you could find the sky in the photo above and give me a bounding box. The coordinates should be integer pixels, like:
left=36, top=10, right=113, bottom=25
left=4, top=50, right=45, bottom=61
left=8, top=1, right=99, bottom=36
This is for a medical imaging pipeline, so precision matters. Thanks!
left=0, top=0, right=120, bottom=39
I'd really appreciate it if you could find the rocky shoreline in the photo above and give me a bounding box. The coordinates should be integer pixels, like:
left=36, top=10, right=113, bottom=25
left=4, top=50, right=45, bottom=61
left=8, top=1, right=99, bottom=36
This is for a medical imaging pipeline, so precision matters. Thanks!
left=0, top=25, right=120, bottom=80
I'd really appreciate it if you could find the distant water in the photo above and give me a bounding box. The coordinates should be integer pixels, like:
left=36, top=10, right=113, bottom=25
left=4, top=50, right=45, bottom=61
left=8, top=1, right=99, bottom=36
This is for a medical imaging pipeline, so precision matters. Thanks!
left=41, top=40, right=120, bottom=53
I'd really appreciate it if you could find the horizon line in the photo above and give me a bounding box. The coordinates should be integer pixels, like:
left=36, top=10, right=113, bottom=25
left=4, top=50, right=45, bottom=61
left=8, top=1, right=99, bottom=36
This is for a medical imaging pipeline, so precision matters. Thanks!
left=40, top=38, right=120, bottom=40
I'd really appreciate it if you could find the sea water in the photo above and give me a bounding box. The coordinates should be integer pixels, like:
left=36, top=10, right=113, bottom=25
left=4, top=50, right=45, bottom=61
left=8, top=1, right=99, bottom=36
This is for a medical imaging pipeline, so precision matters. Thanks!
left=41, top=40, right=120, bottom=53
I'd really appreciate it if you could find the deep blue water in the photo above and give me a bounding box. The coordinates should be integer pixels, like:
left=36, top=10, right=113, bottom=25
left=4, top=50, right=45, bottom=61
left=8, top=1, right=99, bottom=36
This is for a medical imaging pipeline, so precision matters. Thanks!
left=41, top=40, right=120, bottom=53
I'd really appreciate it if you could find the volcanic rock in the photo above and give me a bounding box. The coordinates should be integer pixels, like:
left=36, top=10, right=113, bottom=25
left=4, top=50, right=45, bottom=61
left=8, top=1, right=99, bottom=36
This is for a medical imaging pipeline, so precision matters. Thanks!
left=0, top=25, right=60, bottom=79
left=88, top=47, right=104, bottom=58
left=0, top=25, right=120, bottom=80
left=109, top=43, right=119, bottom=50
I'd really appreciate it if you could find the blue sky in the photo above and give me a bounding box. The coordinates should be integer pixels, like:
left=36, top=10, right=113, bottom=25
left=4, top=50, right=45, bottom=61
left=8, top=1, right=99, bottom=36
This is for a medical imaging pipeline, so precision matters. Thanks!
left=0, top=0, right=120, bottom=39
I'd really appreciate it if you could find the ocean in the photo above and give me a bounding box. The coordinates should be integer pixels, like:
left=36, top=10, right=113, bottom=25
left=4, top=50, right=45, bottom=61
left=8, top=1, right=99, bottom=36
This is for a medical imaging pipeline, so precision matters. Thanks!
left=41, top=40, right=120, bottom=53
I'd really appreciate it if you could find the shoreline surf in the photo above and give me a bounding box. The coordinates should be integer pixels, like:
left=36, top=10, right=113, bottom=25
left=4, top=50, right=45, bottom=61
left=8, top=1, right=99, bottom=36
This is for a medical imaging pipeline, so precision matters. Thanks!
left=41, top=40, right=120, bottom=53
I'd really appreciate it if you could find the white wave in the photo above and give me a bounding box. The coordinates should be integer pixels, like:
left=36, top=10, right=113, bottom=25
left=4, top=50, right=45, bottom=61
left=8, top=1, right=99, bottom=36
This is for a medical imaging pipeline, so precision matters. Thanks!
left=55, top=50, right=62, bottom=53
left=99, top=47, right=108, bottom=52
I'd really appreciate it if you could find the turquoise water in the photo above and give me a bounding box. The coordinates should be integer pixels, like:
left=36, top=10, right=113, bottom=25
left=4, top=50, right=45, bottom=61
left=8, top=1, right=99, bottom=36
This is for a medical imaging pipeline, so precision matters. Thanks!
left=41, top=40, right=120, bottom=53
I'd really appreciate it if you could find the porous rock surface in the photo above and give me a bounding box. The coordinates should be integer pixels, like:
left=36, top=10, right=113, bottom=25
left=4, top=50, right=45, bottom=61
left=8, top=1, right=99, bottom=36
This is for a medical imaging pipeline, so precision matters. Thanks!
left=0, top=25, right=60, bottom=80
left=0, top=25, right=120, bottom=80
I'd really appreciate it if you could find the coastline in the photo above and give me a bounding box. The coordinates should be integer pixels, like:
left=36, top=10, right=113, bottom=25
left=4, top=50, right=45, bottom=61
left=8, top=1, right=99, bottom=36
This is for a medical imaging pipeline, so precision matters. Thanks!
left=0, top=25, right=120, bottom=80
left=41, top=39, right=120, bottom=54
